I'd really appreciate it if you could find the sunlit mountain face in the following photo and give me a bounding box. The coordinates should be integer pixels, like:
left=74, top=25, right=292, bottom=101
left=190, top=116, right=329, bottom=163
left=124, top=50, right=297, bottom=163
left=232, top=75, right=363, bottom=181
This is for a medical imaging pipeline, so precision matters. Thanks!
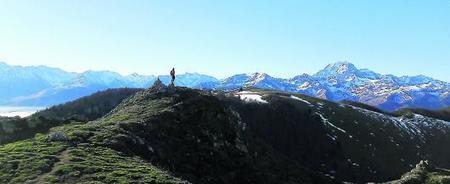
left=198, top=62, right=449, bottom=111
left=0, top=61, right=448, bottom=111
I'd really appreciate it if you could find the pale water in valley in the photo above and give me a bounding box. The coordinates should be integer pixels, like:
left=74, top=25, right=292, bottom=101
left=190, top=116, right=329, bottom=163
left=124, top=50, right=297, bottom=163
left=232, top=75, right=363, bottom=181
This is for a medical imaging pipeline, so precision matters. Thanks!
left=0, top=106, right=45, bottom=117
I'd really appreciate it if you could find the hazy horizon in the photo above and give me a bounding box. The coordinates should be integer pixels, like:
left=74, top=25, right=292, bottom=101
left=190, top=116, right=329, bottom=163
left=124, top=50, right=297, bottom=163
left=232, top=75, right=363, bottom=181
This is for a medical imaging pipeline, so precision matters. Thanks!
left=2, top=60, right=449, bottom=82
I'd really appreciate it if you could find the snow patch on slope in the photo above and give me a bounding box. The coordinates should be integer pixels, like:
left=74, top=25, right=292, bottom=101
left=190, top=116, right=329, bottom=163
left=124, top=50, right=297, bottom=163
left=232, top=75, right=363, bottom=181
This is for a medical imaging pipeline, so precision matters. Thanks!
left=315, top=112, right=347, bottom=133
left=290, top=95, right=312, bottom=105
left=350, top=105, right=450, bottom=141
left=236, top=91, right=268, bottom=104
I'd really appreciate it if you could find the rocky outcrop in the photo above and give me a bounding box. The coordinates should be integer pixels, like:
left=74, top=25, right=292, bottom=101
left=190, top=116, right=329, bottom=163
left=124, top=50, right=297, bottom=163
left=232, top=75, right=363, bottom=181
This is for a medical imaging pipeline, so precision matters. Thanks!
left=386, top=160, right=450, bottom=184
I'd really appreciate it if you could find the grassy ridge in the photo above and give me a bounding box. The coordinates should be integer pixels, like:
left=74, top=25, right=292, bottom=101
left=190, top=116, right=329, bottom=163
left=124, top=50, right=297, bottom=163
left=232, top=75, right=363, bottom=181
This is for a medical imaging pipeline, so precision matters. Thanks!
left=0, top=134, right=67, bottom=183
left=0, top=88, right=141, bottom=145
left=0, top=133, right=184, bottom=183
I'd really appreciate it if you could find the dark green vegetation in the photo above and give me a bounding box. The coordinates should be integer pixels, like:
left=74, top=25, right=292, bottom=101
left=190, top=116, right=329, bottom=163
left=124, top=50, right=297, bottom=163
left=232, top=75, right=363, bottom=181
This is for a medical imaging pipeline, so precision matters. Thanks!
left=340, top=100, right=389, bottom=114
left=0, top=84, right=449, bottom=183
left=216, top=89, right=450, bottom=183
left=393, top=107, right=450, bottom=122
left=386, top=160, right=450, bottom=184
left=0, top=88, right=141, bottom=145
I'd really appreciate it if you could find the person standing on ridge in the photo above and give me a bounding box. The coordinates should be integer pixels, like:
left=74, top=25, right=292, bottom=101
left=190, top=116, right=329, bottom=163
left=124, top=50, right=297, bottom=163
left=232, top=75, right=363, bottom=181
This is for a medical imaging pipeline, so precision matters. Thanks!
left=170, top=67, right=176, bottom=86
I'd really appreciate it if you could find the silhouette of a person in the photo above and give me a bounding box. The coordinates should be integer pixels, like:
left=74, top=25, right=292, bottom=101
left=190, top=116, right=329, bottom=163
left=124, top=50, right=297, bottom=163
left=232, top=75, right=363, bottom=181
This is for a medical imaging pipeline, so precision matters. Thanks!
left=170, top=68, right=176, bottom=85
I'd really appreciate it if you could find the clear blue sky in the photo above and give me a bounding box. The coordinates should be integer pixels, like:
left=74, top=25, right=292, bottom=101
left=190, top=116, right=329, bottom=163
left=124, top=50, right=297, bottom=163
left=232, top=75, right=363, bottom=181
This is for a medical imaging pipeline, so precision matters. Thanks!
left=0, top=0, right=449, bottom=80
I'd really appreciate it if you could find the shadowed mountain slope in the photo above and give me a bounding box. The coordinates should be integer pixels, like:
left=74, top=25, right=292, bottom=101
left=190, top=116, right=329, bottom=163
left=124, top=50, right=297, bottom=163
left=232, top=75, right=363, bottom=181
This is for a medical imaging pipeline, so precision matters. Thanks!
left=1, top=84, right=449, bottom=183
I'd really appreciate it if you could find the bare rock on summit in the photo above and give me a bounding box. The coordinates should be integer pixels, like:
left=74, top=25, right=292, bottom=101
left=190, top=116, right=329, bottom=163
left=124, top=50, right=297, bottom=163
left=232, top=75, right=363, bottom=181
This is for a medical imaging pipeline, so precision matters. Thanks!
left=150, top=78, right=167, bottom=91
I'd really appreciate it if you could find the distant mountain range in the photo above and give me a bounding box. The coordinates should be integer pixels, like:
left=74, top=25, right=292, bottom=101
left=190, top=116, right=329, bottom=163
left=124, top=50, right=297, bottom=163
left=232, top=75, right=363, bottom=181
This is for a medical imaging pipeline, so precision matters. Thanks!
left=0, top=62, right=217, bottom=106
left=198, top=62, right=450, bottom=111
left=0, top=61, right=448, bottom=111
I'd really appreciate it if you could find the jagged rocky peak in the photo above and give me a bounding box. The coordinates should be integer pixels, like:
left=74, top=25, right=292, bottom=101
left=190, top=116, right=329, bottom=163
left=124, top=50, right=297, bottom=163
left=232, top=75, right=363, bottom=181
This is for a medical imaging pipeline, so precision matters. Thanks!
left=149, top=78, right=167, bottom=91
left=290, top=73, right=313, bottom=82
left=248, top=72, right=270, bottom=81
left=315, top=61, right=358, bottom=78
left=330, top=61, right=357, bottom=72
left=244, top=72, right=279, bottom=87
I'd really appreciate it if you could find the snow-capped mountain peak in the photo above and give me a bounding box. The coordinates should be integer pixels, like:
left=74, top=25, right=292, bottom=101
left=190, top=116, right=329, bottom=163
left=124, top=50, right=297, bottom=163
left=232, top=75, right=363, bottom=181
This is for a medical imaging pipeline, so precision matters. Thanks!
left=246, top=72, right=269, bottom=85
left=202, top=62, right=449, bottom=111
left=0, top=61, right=448, bottom=111
left=315, top=61, right=358, bottom=78
left=0, top=62, right=219, bottom=106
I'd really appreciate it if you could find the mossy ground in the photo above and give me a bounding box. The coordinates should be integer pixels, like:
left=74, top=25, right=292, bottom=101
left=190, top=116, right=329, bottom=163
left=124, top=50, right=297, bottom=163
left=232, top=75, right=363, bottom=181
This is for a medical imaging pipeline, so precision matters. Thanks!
left=46, top=145, right=183, bottom=183
left=0, top=133, right=185, bottom=184
left=0, top=134, right=66, bottom=183
left=387, top=166, right=450, bottom=184
left=426, top=170, right=450, bottom=184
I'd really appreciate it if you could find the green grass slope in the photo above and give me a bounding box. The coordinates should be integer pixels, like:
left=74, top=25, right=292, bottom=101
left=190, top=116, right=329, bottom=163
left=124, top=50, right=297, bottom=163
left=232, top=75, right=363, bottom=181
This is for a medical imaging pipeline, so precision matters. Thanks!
left=0, top=133, right=185, bottom=183
left=0, top=88, right=141, bottom=145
